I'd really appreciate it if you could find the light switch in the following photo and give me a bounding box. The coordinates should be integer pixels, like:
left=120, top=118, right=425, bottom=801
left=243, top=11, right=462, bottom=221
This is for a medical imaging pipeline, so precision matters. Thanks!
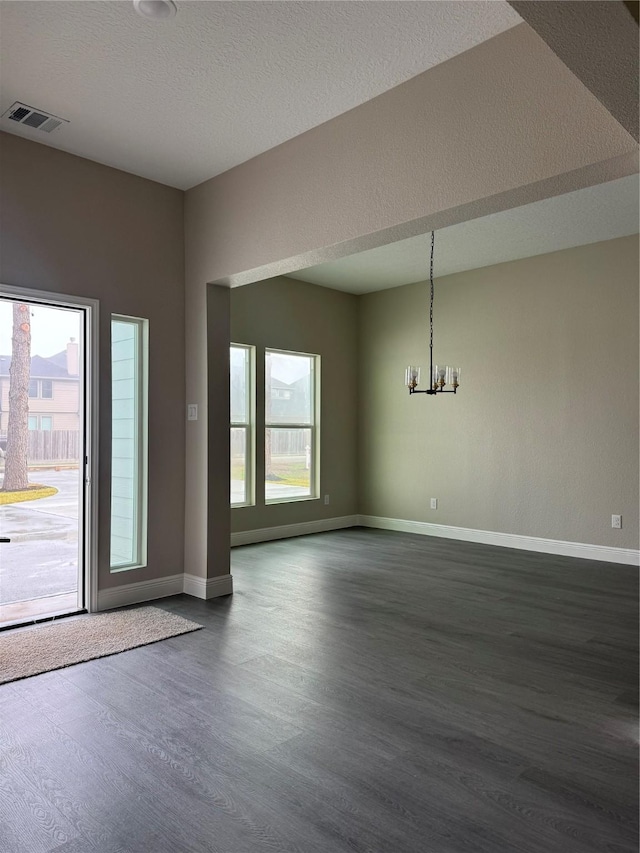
left=187, top=403, right=198, bottom=421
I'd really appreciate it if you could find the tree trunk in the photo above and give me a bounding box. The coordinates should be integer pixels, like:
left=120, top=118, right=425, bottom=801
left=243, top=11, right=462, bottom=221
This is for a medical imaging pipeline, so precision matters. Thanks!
left=2, top=303, right=31, bottom=491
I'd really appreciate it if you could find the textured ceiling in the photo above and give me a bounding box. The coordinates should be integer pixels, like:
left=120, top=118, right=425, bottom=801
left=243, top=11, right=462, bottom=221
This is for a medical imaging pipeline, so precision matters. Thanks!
left=0, top=1, right=521, bottom=189
left=288, top=175, right=640, bottom=293
left=508, top=1, right=639, bottom=141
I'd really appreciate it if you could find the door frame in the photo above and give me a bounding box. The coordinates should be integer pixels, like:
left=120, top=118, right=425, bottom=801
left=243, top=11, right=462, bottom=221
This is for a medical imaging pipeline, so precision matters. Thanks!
left=0, top=284, right=99, bottom=613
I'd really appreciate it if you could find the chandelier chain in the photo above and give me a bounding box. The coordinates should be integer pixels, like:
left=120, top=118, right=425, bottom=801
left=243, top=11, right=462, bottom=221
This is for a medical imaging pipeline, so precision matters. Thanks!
left=429, top=230, right=434, bottom=357
left=407, top=228, right=460, bottom=397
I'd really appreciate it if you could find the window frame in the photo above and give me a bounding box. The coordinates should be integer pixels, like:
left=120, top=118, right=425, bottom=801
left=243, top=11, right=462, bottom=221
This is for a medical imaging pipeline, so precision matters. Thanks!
left=264, top=347, right=320, bottom=505
left=230, top=343, right=255, bottom=508
left=109, top=314, right=149, bottom=572
left=28, top=378, right=53, bottom=399
left=27, top=414, right=53, bottom=430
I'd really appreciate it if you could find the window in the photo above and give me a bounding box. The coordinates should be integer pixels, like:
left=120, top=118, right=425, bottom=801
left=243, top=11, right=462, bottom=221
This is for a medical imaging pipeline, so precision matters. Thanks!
left=28, top=378, right=53, bottom=398
left=110, top=315, right=148, bottom=571
left=265, top=349, right=319, bottom=503
left=27, top=415, right=53, bottom=430
left=230, top=344, right=254, bottom=506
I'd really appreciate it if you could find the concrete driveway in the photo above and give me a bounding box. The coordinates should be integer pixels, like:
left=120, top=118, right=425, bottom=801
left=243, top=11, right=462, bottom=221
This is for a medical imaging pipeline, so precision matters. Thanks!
left=0, top=469, right=80, bottom=605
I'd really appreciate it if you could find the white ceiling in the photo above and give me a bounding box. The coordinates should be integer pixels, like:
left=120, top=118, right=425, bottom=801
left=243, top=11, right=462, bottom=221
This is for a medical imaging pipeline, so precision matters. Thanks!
left=288, top=175, right=640, bottom=293
left=0, top=1, right=521, bottom=189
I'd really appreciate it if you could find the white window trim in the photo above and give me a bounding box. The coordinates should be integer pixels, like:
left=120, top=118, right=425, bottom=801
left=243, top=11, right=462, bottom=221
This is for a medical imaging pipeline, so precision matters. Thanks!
left=110, top=314, right=149, bottom=572
left=230, top=343, right=255, bottom=508
left=265, top=348, right=320, bottom=505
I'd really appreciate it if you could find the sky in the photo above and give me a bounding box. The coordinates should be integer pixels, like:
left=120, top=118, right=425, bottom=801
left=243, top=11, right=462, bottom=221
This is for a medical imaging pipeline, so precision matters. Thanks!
left=268, top=351, right=311, bottom=384
left=231, top=345, right=311, bottom=385
left=0, top=299, right=81, bottom=358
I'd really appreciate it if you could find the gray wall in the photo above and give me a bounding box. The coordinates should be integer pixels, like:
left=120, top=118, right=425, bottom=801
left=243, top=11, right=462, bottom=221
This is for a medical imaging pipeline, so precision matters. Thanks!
left=2, top=131, right=636, bottom=589
left=0, top=132, right=186, bottom=592
left=358, top=236, right=639, bottom=550
left=231, top=276, right=358, bottom=532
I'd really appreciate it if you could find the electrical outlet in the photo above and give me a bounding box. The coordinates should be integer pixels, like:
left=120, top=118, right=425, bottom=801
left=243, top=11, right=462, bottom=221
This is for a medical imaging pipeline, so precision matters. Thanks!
left=324, top=495, right=330, bottom=505
left=430, top=498, right=437, bottom=510
left=611, top=514, right=622, bottom=529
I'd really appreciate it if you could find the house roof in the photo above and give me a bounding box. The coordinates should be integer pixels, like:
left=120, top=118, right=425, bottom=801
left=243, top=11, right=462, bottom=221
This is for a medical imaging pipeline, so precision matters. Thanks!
left=270, top=377, right=292, bottom=390
left=0, top=351, right=72, bottom=378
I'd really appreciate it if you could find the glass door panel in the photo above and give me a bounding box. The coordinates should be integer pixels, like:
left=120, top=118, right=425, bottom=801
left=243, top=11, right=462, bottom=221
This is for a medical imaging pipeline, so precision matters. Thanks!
left=0, top=295, right=88, bottom=627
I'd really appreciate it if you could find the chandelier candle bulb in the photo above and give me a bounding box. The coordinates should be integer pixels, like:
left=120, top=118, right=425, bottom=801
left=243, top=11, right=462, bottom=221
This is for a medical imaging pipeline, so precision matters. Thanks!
left=405, top=366, right=420, bottom=389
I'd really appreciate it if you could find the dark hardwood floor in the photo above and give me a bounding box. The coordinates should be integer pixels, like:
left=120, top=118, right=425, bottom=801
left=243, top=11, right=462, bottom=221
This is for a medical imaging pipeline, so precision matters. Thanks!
left=1, top=528, right=638, bottom=853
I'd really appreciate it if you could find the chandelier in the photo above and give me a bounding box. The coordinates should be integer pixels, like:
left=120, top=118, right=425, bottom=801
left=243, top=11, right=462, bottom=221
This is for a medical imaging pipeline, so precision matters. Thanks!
left=405, top=231, right=461, bottom=395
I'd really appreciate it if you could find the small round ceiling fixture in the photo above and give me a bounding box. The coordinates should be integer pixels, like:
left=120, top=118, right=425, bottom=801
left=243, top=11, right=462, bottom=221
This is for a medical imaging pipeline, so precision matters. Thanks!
left=133, top=0, right=177, bottom=20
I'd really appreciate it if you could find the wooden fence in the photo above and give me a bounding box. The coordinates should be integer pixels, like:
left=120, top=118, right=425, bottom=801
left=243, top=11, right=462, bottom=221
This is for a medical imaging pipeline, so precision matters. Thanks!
left=0, top=430, right=80, bottom=463
left=231, top=428, right=310, bottom=458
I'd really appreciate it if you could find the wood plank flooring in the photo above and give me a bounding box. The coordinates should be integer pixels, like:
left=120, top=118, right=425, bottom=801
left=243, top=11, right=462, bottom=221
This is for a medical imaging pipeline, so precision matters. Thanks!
left=0, top=528, right=637, bottom=852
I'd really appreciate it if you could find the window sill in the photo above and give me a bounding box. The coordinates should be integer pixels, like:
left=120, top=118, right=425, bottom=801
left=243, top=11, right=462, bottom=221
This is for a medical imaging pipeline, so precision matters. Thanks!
left=110, top=562, right=147, bottom=573
left=265, top=495, right=319, bottom=506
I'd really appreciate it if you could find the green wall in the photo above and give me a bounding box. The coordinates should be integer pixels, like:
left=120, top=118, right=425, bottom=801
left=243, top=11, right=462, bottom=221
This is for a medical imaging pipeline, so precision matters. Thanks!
left=230, top=276, right=359, bottom=533
left=229, top=237, right=639, bottom=552
left=359, top=235, right=639, bottom=550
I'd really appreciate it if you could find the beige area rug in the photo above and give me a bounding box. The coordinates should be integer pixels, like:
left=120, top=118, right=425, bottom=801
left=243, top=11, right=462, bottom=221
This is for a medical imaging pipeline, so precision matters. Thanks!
left=0, top=606, right=203, bottom=684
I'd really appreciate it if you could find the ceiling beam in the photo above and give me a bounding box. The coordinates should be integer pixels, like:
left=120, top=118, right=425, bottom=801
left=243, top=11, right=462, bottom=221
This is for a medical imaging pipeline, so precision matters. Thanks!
left=624, top=2, right=639, bottom=25
left=508, top=1, right=639, bottom=141
left=186, top=24, right=636, bottom=287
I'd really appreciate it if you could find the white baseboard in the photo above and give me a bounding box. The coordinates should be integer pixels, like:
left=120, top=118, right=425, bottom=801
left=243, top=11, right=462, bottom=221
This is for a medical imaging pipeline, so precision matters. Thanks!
left=231, top=515, right=359, bottom=547
left=358, top=515, right=640, bottom=566
left=97, top=572, right=233, bottom=610
left=183, top=573, right=233, bottom=600
left=95, top=514, right=637, bottom=611
left=97, top=573, right=185, bottom=611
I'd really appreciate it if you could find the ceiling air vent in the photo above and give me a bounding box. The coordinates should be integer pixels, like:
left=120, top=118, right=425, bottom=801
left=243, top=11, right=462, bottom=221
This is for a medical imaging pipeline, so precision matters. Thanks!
left=1, top=102, right=69, bottom=134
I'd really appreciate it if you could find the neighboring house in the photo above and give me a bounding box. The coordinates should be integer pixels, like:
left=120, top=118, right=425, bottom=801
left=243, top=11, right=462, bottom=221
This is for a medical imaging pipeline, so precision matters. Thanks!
left=0, top=338, right=80, bottom=435
left=268, top=376, right=297, bottom=422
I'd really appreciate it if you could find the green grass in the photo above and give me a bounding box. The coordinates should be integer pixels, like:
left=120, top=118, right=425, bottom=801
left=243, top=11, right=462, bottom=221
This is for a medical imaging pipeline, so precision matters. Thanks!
left=0, top=484, right=59, bottom=505
left=268, top=461, right=310, bottom=488
left=232, top=459, right=310, bottom=488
